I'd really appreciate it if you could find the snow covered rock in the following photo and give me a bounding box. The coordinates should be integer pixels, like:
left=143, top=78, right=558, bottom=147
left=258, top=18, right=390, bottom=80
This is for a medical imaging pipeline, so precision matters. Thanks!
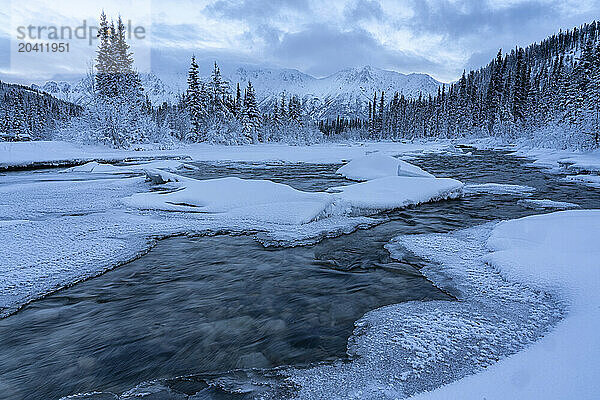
left=122, top=176, right=334, bottom=225
left=142, top=168, right=190, bottom=184
left=336, top=153, right=435, bottom=181
left=331, top=176, right=463, bottom=210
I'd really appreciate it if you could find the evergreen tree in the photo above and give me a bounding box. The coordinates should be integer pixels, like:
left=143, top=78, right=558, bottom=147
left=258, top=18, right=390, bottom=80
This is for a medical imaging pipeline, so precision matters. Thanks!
left=186, top=55, right=205, bottom=141
left=242, top=81, right=261, bottom=143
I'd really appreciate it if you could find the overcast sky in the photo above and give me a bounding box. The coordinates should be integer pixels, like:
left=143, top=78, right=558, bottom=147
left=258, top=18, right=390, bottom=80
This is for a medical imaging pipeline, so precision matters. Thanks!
left=1, top=0, right=599, bottom=83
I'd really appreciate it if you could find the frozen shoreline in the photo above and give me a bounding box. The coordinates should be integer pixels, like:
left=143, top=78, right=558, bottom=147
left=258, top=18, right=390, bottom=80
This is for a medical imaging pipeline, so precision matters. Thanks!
left=405, top=211, right=600, bottom=399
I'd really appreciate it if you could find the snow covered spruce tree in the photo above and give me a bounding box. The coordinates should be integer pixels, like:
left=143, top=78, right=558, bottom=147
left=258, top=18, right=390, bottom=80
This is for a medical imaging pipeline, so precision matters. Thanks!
left=65, top=12, right=167, bottom=148
left=241, top=81, right=261, bottom=143
left=182, top=59, right=245, bottom=143
left=185, top=55, right=207, bottom=141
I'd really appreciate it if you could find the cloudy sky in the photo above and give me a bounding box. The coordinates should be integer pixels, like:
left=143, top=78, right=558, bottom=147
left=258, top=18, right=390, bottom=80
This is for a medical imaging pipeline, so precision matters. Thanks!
left=0, top=0, right=599, bottom=83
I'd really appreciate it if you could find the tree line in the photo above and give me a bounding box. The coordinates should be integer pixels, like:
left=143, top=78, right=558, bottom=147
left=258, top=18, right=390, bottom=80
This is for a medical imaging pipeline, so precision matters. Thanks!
left=354, top=21, right=600, bottom=149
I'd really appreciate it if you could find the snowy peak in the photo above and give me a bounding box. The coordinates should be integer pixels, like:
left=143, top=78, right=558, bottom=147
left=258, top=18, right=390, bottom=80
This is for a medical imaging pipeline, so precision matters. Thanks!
left=322, top=65, right=439, bottom=98
left=30, top=63, right=441, bottom=119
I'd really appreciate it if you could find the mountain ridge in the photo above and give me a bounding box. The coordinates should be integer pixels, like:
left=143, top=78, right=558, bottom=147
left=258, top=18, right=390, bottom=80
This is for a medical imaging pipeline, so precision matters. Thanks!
left=30, top=64, right=441, bottom=119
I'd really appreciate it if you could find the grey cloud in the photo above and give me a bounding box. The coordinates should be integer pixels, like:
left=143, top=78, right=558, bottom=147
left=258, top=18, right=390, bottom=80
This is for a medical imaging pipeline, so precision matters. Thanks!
left=405, top=0, right=559, bottom=38
left=204, top=0, right=310, bottom=20
left=344, top=0, right=385, bottom=22
left=265, top=24, right=446, bottom=77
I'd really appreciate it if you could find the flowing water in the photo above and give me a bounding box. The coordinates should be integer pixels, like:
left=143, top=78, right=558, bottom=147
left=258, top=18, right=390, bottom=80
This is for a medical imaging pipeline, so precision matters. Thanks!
left=1, top=149, right=600, bottom=400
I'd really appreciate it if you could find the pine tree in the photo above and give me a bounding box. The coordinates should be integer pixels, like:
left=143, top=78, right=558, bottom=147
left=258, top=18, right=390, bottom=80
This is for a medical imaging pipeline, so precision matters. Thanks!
left=242, top=81, right=261, bottom=143
left=512, top=48, right=527, bottom=123
left=186, top=55, right=204, bottom=141
left=95, top=11, right=113, bottom=98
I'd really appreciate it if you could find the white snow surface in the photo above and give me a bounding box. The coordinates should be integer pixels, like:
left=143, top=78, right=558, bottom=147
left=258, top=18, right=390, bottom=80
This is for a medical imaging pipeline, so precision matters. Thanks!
left=124, top=173, right=463, bottom=223
left=336, top=153, right=435, bottom=181
left=64, top=161, right=131, bottom=173
left=0, top=140, right=455, bottom=168
left=64, top=160, right=195, bottom=174
left=122, top=177, right=334, bottom=225
left=330, top=176, right=463, bottom=210
left=408, top=210, right=600, bottom=400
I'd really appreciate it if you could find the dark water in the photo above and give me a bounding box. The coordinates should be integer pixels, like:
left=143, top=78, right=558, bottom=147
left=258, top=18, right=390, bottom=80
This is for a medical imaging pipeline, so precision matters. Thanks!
left=1, top=149, right=600, bottom=400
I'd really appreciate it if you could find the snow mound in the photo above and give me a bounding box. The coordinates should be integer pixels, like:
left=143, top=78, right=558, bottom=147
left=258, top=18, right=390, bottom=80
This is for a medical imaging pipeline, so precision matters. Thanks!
left=464, top=183, right=536, bottom=196
left=331, top=176, right=463, bottom=210
left=336, top=153, right=434, bottom=181
left=563, top=174, right=600, bottom=188
left=124, top=172, right=463, bottom=223
left=558, top=154, right=600, bottom=173
left=484, top=210, right=600, bottom=299
left=142, top=168, right=191, bottom=184
left=517, top=199, right=580, bottom=210
left=122, top=176, right=334, bottom=225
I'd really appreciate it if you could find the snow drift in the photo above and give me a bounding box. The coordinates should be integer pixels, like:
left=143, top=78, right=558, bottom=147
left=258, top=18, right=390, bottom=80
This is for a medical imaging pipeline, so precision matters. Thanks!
left=336, top=153, right=435, bottom=181
left=122, top=176, right=335, bottom=225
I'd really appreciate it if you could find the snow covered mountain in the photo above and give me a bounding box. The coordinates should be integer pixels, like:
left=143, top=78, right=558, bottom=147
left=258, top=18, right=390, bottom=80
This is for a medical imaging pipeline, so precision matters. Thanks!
left=218, top=65, right=441, bottom=119
left=31, top=65, right=441, bottom=119
left=30, top=73, right=180, bottom=106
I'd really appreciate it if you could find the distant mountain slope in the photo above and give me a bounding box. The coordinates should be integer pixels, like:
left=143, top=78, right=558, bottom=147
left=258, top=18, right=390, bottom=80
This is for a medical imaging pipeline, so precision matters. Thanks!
left=0, top=81, right=82, bottom=141
left=32, top=65, right=441, bottom=120
left=31, top=73, right=180, bottom=107
left=229, top=65, right=440, bottom=119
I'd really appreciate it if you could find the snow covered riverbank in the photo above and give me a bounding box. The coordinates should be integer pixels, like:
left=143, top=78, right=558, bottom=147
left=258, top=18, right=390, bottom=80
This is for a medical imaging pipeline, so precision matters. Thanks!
left=0, top=140, right=455, bottom=170
left=2, top=141, right=598, bottom=399
left=406, top=210, right=600, bottom=399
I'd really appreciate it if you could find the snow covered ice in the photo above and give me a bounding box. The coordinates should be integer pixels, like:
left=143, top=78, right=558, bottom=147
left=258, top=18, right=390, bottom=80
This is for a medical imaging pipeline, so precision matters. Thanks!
left=517, top=199, right=580, bottom=210
left=330, top=176, right=463, bottom=211
left=336, top=153, right=435, bottom=181
left=122, top=176, right=335, bottom=225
